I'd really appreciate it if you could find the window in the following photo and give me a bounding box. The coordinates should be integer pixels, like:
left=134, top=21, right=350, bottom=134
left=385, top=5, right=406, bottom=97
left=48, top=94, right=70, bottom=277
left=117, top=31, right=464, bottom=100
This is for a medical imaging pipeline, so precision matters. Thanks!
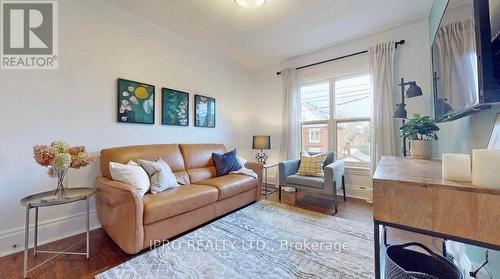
left=300, top=82, right=329, bottom=153
left=309, top=129, right=320, bottom=143
left=299, top=74, right=372, bottom=168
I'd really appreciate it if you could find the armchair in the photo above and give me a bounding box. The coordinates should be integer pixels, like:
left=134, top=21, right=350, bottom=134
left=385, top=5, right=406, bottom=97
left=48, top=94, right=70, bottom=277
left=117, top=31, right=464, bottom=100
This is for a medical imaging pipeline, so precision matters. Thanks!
left=278, top=151, right=346, bottom=214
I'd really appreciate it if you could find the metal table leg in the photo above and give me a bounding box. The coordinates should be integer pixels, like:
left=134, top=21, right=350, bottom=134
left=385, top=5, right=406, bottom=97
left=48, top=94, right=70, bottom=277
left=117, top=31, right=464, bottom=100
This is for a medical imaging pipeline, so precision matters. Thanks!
left=264, top=168, right=268, bottom=199
left=383, top=225, right=387, bottom=247
left=374, top=221, right=381, bottom=279
left=86, top=198, right=90, bottom=259
left=24, top=206, right=29, bottom=279
left=34, top=206, right=38, bottom=256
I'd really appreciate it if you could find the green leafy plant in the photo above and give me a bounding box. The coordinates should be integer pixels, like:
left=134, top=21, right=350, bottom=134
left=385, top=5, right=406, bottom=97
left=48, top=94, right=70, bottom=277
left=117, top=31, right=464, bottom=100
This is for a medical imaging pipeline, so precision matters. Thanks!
left=399, top=114, right=440, bottom=141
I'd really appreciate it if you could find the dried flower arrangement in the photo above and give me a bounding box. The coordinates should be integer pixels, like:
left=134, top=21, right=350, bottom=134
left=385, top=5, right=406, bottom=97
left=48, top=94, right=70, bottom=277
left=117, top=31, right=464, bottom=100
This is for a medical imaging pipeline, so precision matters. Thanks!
left=33, top=141, right=95, bottom=197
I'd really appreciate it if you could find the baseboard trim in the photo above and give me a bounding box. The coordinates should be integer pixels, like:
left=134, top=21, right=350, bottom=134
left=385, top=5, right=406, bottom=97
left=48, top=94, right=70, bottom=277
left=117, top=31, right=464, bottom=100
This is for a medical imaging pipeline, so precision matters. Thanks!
left=0, top=210, right=101, bottom=257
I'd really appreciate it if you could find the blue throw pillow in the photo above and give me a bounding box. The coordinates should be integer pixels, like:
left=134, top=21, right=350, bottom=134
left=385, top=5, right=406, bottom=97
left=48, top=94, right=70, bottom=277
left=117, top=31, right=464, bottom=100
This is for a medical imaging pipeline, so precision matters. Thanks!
left=212, top=149, right=242, bottom=177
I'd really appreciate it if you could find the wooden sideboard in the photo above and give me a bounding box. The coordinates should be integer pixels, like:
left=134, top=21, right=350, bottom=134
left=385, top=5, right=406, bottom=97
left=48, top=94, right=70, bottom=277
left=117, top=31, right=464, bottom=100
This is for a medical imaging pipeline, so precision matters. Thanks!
left=372, top=156, right=500, bottom=278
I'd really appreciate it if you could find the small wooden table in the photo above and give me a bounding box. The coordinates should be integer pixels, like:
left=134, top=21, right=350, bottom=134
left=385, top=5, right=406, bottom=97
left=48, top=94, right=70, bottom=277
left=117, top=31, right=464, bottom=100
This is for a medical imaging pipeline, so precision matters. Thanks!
left=20, top=187, right=95, bottom=278
left=372, top=156, right=500, bottom=278
left=262, top=163, right=278, bottom=197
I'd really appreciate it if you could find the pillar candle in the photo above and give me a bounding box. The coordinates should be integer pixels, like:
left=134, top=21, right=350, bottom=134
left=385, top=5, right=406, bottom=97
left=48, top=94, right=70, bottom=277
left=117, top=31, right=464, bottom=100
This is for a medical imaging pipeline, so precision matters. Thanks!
left=442, top=153, right=471, bottom=182
left=472, top=149, right=500, bottom=188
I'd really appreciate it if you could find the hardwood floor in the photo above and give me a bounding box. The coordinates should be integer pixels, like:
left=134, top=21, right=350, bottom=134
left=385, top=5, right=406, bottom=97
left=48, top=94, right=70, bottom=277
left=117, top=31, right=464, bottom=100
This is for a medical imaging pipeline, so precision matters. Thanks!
left=0, top=190, right=373, bottom=279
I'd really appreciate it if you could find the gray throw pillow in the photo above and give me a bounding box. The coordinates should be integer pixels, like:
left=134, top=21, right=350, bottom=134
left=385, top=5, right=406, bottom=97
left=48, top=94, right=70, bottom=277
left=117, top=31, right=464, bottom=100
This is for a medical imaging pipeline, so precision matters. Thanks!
left=138, top=158, right=179, bottom=194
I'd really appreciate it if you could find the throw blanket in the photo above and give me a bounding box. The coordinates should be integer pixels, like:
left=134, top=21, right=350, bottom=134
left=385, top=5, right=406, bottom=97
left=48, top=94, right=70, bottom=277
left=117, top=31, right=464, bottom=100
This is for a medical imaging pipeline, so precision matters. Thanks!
left=230, top=167, right=258, bottom=179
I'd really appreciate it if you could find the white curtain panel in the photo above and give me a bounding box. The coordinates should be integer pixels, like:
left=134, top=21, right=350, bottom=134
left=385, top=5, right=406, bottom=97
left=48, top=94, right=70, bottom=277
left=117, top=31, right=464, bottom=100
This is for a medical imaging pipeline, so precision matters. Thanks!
left=435, top=21, right=477, bottom=109
left=369, top=42, right=396, bottom=172
left=280, top=68, right=301, bottom=160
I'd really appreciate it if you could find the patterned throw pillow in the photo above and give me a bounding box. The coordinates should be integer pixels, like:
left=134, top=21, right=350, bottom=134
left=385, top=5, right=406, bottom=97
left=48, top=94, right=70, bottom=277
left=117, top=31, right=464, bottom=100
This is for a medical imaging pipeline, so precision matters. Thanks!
left=138, top=158, right=179, bottom=194
left=296, top=151, right=327, bottom=177
left=212, top=149, right=242, bottom=177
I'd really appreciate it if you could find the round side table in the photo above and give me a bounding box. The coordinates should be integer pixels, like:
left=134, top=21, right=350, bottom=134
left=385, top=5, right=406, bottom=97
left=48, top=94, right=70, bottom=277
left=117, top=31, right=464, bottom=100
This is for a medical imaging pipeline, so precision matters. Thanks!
left=20, top=187, right=95, bottom=278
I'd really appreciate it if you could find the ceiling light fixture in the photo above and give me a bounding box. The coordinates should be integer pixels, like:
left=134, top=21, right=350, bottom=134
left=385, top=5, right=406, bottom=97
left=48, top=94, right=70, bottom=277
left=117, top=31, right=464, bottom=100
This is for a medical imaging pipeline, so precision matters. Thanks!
left=234, top=0, right=266, bottom=8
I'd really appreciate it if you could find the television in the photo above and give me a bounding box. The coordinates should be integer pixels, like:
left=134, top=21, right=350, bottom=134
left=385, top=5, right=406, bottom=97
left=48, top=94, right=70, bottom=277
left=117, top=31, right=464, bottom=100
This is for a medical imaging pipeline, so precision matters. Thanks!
left=432, top=0, right=500, bottom=122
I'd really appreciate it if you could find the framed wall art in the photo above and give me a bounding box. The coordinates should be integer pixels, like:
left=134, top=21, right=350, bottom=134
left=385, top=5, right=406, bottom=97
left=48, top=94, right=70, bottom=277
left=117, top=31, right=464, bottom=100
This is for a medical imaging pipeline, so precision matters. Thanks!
left=162, top=88, right=189, bottom=126
left=117, top=78, right=155, bottom=124
left=194, top=94, right=215, bottom=128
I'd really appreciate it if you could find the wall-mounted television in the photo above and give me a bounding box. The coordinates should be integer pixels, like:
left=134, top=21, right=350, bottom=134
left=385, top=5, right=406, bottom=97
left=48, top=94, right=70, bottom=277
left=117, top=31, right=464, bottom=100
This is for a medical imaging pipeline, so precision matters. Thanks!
left=432, top=0, right=500, bottom=122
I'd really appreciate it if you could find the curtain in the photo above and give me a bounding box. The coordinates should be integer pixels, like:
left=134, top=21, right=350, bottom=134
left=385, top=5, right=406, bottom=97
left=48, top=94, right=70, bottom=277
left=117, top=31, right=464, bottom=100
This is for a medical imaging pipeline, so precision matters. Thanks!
left=369, top=42, right=396, bottom=172
left=280, top=68, right=301, bottom=160
left=435, top=21, right=477, bottom=109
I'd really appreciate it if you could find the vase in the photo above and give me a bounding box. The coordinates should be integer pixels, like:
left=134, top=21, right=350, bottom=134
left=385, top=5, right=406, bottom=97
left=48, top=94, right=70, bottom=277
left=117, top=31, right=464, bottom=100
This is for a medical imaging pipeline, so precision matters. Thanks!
left=411, top=140, right=433, bottom=159
left=54, top=168, right=68, bottom=197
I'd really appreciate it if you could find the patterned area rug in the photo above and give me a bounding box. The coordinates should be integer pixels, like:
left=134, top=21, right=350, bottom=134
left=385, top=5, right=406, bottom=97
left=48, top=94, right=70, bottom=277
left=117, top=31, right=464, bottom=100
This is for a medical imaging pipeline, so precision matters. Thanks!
left=97, top=200, right=374, bottom=279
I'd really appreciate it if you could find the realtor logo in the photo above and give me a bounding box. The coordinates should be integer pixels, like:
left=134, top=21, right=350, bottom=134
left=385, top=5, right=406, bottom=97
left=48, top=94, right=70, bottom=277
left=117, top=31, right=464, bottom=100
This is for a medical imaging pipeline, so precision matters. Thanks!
left=1, top=1, right=58, bottom=69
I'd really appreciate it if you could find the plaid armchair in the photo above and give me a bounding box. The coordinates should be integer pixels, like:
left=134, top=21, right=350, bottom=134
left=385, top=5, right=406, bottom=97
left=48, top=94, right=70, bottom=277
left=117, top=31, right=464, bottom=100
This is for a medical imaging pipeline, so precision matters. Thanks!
left=278, top=151, right=346, bottom=214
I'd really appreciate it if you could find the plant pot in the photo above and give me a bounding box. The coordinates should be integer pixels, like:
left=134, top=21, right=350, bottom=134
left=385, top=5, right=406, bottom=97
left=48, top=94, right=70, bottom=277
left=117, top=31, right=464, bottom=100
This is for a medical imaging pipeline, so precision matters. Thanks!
left=411, top=140, right=433, bottom=159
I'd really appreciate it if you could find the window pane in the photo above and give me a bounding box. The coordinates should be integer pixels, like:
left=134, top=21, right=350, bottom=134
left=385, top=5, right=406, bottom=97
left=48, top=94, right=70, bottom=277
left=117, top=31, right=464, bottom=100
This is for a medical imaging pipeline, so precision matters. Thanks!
left=336, top=121, right=371, bottom=164
left=302, top=123, right=328, bottom=153
left=300, top=82, right=330, bottom=122
left=335, top=75, right=371, bottom=119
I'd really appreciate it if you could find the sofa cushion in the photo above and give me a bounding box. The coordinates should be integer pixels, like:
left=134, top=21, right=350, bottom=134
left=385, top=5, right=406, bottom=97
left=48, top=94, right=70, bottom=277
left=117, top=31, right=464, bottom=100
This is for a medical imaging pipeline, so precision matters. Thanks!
left=286, top=174, right=324, bottom=189
left=143, top=184, right=218, bottom=224
left=179, top=144, right=226, bottom=183
left=199, top=174, right=257, bottom=200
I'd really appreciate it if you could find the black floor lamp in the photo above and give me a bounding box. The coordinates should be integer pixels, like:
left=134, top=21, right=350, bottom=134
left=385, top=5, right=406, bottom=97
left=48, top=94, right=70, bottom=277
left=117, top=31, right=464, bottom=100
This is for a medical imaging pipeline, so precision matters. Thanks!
left=393, top=78, right=423, bottom=156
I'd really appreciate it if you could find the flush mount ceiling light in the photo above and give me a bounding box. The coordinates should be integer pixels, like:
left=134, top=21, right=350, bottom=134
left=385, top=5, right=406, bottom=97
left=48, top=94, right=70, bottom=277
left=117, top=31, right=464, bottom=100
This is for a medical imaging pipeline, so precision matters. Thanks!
left=234, top=0, right=266, bottom=8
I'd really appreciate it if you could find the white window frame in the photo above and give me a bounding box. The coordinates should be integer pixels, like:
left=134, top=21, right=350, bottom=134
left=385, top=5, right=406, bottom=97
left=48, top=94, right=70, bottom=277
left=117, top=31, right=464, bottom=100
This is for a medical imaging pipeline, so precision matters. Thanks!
left=299, top=71, right=371, bottom=169
left=309, top=128, right=320, bottom=143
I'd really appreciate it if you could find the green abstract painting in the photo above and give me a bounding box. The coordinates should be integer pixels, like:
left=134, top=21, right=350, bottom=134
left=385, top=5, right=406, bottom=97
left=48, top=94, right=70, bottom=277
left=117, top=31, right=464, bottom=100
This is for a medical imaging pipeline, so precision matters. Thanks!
left=117, top=78, right=155, bottom=124
left=194, top=94, right=215, bottom=128
left=162, top=88, right=189, bottom=126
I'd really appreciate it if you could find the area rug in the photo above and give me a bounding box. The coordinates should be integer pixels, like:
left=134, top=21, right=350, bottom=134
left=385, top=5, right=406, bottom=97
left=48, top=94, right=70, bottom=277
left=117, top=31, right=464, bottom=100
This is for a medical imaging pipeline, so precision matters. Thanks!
left=96, top=200, right=374, bottom=279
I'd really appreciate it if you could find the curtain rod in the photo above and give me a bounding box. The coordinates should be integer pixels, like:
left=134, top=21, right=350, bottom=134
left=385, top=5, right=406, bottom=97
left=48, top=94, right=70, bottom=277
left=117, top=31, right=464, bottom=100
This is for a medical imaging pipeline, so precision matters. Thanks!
left=276, top=39, right=405, bottom=75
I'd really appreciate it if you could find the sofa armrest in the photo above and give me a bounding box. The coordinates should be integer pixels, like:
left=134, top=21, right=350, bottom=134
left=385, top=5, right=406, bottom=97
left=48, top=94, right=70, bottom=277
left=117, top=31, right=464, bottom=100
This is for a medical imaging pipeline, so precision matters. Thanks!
left=278, top=159, right=300, bottom=185
left=324, top=160, right=345, bottom=195
left=245, top=162, right=263, bottom=199
left=95, top=176, right=144, bottom=254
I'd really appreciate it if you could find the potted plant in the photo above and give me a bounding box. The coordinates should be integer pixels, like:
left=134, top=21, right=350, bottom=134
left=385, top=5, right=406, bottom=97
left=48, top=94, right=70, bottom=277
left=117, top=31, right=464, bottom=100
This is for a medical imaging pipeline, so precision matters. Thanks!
left=399, top=114, right=440, bottom=159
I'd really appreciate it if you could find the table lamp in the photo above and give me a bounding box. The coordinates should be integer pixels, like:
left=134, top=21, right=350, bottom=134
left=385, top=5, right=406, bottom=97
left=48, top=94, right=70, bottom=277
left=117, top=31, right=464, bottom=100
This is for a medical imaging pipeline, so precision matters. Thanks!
left=253, top=135, right=271, bottom=164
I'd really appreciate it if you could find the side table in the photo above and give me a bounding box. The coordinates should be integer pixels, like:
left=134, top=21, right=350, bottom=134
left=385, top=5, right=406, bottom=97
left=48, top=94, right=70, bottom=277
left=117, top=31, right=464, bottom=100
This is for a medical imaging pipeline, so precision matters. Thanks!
left=261, top=163, right=278, bottom=197
left=20, top=187, right=95, bottom=278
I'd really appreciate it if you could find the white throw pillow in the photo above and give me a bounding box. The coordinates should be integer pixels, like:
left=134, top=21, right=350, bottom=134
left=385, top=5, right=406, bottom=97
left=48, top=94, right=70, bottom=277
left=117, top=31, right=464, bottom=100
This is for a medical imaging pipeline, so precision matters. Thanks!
left=138, top=158, right=179, bottom=194
left=109, top=161, right=150, bottom=196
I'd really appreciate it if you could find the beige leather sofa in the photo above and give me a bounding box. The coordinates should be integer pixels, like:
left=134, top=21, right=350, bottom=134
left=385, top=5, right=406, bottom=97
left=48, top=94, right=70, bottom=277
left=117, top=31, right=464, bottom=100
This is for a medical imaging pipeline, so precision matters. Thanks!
left=95, top=144, right=263, bottom=254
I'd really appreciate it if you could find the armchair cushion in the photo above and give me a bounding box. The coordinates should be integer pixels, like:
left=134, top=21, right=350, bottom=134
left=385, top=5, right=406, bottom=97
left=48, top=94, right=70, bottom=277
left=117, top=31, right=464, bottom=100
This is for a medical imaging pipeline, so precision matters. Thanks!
left=297, top=151, right=327, bottom=177
left=286, top=175, right=324, bottom=189
left=302, top=151, right=335, bottom=167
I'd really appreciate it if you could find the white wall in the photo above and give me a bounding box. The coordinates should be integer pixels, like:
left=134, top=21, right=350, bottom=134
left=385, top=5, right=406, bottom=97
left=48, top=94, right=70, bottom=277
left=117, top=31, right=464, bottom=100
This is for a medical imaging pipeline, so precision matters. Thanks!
left=0, top=0, right=255, bottom=256
left=250, top=18, right=432, bottom=200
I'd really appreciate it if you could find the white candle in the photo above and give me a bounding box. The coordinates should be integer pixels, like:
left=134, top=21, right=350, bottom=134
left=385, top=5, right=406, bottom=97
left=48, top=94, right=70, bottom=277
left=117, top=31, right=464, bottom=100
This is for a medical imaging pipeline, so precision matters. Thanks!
left=442, top=153, right=471, bottom=182
left=472, top=149, right=500, bottom=188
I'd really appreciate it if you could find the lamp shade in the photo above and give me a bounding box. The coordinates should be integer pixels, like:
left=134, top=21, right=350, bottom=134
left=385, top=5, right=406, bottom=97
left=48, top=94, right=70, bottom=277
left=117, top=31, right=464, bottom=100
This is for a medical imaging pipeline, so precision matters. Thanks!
left=406, top=82, right=423, bottom=98
left=393, top=103, right=408, bottom=119
left=253, top=136, right=271, bottom=150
